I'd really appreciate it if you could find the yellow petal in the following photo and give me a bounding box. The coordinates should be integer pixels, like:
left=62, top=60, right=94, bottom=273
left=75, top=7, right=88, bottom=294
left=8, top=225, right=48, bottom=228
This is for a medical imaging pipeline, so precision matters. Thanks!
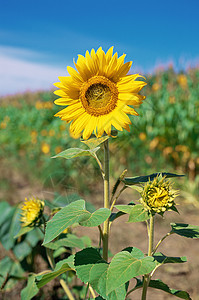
left=105, top=46, right=114, bottom=65
left=67, top=66, right=84, bottom=83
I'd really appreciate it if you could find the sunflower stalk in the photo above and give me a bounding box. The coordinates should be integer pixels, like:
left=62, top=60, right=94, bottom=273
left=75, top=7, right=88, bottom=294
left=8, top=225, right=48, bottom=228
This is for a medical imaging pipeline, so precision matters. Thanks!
left=141, top=215, right=154, bottom=300
left=103, top=139, right=110, bottom=261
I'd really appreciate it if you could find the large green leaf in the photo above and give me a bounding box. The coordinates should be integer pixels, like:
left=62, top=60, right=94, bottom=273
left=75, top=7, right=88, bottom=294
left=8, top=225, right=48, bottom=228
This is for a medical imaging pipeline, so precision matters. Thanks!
left=36, top=259, right=72, bottom=288
left=21, top=276, right=39, bottom=300
left=115, top=204, right=150, bottom=223
left=106, top=248, right=156, bottom=294
left=74, top=248, right=127, bottom=300
left=123, top=172, right=184, bottom=186
left=81, top=136, right=109, bottom=149
left=52, top=147, right=100, bottom=159
left=134, top=279, right=191, bottom=299
left=171, top=223, right=199, bottom=238
left=43, top=200, right=110, bottom=245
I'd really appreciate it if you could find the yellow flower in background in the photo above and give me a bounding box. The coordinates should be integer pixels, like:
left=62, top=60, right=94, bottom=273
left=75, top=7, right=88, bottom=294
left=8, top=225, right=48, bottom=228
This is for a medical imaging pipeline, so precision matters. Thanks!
left=35, top=100, right=43, bottom=110
left=41, top=129, right=48, bottom=136
left=0, top=122, right=7, bottom=129
left=141, top=176, right=178, bottom=214
left=59, top=124, right=66, bottom=131
left=139, top=132, right=146, bottom=141
left=152, top=82, right=160, bottom=92
left=169, top=96, right=175, bottom=104
left=41, top=142, right=50, bottom=154
left=55, top=146, right=63, bottom=154
left=54, top=47, right=146, bottom=140
left=49, top=129, right=55, bottom=136
left=177, top=74, right=188, bottom=89
left=20, top=197, right=44, bottom=227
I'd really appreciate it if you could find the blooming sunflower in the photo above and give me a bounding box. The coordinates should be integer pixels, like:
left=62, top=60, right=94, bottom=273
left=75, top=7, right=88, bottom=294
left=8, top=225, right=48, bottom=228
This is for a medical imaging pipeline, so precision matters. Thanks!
left=54, top=47, right=146, bottom=140
left=20, top=197, right=44, bottom=227
left=140, top=176, right=178, bottom=215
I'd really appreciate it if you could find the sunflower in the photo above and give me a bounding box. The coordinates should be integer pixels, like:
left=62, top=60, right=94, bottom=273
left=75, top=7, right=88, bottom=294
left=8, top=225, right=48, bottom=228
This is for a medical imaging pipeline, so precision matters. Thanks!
left=20, top=197, right=44, bottom=227
left=140, top=176, right=178, bottom=215
left=54, top=47, right=146, bottom=140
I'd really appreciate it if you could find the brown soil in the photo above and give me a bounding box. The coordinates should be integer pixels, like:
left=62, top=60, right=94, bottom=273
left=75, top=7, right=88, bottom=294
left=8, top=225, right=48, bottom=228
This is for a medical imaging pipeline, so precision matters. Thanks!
left=1, top=169, right=199, bottom=300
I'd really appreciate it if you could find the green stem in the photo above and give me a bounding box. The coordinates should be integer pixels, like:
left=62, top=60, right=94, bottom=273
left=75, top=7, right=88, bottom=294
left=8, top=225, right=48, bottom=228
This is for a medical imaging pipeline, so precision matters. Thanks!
left=103, top=139, right=110, bottom=261
left=60, top=279, right=75, bottom=300
left=152, top=232, right=173, bottom=255
left=46, top=248, right=55, bottom=269
left=141, top=216, right=154, bottom=300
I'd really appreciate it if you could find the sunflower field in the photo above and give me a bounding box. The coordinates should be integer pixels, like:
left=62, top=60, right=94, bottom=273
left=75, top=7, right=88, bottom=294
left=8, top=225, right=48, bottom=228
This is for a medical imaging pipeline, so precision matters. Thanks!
left=1, top=65, right=199, bottom=300
left=1, top=67, right=199, bottom=188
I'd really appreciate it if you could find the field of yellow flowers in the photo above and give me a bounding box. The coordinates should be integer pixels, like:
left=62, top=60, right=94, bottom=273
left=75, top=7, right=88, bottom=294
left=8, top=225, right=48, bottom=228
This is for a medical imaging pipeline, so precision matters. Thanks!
left=0, top=67, right=199, bottom=202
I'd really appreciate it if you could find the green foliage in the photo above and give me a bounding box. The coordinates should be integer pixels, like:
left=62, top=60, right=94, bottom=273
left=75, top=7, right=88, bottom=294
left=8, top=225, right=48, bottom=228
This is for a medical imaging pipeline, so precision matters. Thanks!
left=43, top=200, right=111, bottom=244
left=0, top=257, right=25, bottom=291
left=134, top=279, right=191, bottom=299
left=115, top=204, right=150, bottom=222
left=123, top=172, right=184, bottom=186
left=74, top=248, right=128, bottom=300
left=81, top=136, right=109, bottom=149
left=171, top=223, right=199, bottom=238
left=106, top=247, right=156, bottom=294
left=52, top=147, right=100, bottom=159
left=36, top=259, right=72, bottom=288
left=45, top=234, right=91, bottom=250
left=21, top=276, right=39, bottom=300
left=153, top=253, right=187, bottom=265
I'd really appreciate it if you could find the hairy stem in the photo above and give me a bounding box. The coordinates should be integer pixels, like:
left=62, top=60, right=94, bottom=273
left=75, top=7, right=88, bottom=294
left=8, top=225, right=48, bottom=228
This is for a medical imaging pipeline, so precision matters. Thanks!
left=152, top=232, right=173, bottom=255
left=141, top=216, right=154, bottom=300
left=103, top=139, right=110, bottom=261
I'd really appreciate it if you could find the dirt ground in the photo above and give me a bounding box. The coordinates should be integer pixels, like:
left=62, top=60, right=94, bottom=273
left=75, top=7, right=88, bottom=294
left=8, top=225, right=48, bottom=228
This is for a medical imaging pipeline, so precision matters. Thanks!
left=1, top=169, right=199, bottom=300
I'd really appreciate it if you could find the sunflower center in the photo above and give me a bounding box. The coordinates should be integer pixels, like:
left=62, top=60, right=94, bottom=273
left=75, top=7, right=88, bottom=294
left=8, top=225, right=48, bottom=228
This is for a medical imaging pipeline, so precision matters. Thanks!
left=148, top=187, right=169, bottom=208
left=80, top=76, right=118, bottom=116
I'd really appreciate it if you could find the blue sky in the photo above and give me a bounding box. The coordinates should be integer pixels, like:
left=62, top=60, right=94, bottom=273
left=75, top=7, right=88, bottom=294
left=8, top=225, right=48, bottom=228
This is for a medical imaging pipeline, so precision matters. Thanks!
left=0, top=0, right=199, bottom=95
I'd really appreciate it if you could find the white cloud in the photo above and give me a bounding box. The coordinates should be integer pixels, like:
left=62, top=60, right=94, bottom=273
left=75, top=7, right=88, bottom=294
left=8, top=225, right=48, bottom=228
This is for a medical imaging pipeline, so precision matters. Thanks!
left=0, top=46, right=68, bottom=96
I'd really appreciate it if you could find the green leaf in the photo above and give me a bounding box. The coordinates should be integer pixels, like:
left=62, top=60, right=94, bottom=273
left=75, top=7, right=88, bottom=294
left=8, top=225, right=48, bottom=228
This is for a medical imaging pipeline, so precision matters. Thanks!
left=106, top=248, right=156, bottom=294
left=79, top=208, right=111, bottom=227
left=13, top=240, right=32, bottom=261
left=109, top=211, right=125, bottom=222
left=153, top=253, right=187, bottom=265
left=0, top=203, right=17, bottom=250
left=0, top=257, right=25, bottom=291
left=115, top=204, right=150, bottom=223
left=171, top=223, right=199, bottom=239
left=36, top=259, right=72, bottom=288
left=81, top=136, right=109, bottom=149
left=123, top=172, right=184, bottom=185
left=74, top=248, right=127, bottom=300
left=114, top=204, right=135, bottom=214
left=136, top=279, right=191, bottom=299
left=21, top=276, right=39, bottom=300
left=43, top=200, right=111, bottom=245
left=14, top=226, right=33, bottom=238
left=128, top=205, right=150, bottom=223
left=45, top=234, right=85, bottom=250
left=128, top=185, right=143, bottom=193
left=52, top=147, right=100, bottom=159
